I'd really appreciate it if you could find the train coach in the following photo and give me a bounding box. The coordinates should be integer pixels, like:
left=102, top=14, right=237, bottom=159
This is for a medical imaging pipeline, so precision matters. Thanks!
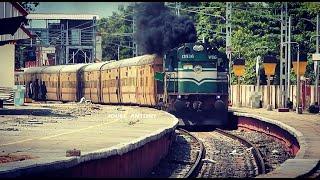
left=20, top=54, right=162, bottom=106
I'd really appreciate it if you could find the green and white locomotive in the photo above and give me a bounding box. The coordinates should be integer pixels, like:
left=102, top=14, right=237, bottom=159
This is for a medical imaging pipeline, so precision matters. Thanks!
left=161, top=42, right=229, bottom=126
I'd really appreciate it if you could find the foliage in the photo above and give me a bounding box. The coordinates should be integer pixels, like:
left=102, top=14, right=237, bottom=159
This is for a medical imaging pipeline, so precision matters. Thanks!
left=98, top=5, right=134, bottom=61
left=20, top=2, right=39, bottom=12
left=187, top=2, right=320, bottom=85
left=99, top=2, right=320, bottom=85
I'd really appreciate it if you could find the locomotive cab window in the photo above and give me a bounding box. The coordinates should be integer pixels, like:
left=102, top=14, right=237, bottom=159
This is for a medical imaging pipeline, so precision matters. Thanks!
left=184, top=47, right=191, bottom=54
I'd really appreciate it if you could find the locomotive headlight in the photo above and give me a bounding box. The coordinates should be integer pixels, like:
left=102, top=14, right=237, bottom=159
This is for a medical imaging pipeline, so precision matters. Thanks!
left=217, top=95, right=221, bottom=99
left=178, top=95, right=181, bottom=99
left=193, top=44, right=204, bottom=51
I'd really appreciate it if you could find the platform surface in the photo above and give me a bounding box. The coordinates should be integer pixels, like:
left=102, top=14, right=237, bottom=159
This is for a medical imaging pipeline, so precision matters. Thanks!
left=230, top=107, right=320, bottom=178
left=0, top=104, right=178, bottom=176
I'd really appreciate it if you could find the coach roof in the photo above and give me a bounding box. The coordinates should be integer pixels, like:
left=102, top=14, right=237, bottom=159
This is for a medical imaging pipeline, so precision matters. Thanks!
left=60, top=64, right=88, bottom=73
left=24, top=66, right=48, bottom=74
left=101, top=54, right=158, bottom=70
left=83, top=61, right=115, bottom=72
left=41, top=65, right=65, bottom=74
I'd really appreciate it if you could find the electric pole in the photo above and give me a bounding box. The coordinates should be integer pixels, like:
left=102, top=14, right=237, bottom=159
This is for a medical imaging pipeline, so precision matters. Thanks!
left=280, top=2, right=286, bottom=108
left=118, top=45, right=120, bottom=60
left=287, top=16, right=292, bottom=105
left=226, top=2, right=232, bottom=102
left=93, top=16, right=97, bottom=62
left=132, top=2, right=138, bottom=57
left=284, top=2, right=289, bottom=108
left=315, top=14, right=319, bottom=103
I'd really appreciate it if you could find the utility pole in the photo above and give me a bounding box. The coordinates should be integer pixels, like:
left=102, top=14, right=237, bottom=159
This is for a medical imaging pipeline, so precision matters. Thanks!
left=256, top=56, right=261, bottom=88
left=93, top=16, right=97, bottom=62
left=284, top=2, right=289, bottom=108
left=280, top=3, right=285, bottom=108
left=132, top=3, right=137, bottom=57
left=226, top=2, right=232, bottom=102
left=287, top=16, right=292, bottom=104
left=296, top=45, right=301, bottom=114
left=315, top=14, right=319, bottom=103
left=60, top=24, right=64, bottom=65
left=66, top=20, right=69, bottom=64
left=117, top=45, right=120, bottom=60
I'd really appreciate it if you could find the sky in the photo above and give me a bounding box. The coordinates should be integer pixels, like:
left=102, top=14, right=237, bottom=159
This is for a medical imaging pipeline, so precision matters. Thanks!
left=34, top=2, right=131, bottom=18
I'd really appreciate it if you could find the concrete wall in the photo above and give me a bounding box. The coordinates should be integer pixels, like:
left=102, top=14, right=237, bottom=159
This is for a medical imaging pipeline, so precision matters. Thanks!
left=0, top=44, right=14, bottom=88
left=231, top=84, right=317, bottom=109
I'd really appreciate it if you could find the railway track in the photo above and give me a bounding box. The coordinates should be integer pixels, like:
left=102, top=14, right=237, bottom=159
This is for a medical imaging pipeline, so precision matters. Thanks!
left=190, top=128, right=266, bottom=178
left=178, top=128, right=204, bottom=178
left=149, top=128, right=266, bottom=178
left=148, top=128, right=204, bottom=178
left=215, top=129, right=266, bottom=175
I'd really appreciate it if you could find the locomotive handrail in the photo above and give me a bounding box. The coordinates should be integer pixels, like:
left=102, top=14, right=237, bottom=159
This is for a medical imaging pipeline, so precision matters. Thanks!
left=173, top=73, right=176, bottom=94
left=164, top=73, right=170, bottom=105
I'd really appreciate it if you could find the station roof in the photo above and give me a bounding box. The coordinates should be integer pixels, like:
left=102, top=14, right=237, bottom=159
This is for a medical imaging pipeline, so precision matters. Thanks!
left=0, top=2, right=32, bottom=42
left=27, top=13, right=100, bottom=20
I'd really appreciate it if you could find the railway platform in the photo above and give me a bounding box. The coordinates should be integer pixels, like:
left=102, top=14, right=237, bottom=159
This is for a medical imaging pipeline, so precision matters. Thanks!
left=230, top=107, right=320, bottom=178
left=0, top=104, right=178, bottom=177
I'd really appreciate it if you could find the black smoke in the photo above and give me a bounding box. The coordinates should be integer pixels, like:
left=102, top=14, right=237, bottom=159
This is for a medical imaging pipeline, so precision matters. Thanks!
left=134, top=2, right=197, bottom=56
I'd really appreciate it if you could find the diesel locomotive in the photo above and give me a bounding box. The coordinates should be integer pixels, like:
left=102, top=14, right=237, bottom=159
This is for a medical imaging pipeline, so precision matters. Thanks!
left=161, top=43, right=229, bottom=126
left=15, top=42, right=229, bottom=127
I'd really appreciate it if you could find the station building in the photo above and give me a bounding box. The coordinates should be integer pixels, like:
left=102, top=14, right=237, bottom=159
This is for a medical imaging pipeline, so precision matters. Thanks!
left=0, top=2, right=32, bottom=88
left=20, top=13, right=102, bottom=68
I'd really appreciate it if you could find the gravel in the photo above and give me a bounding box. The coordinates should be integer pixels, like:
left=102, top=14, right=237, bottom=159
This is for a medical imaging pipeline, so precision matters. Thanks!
left=148, top=130, right=201, bottom=178
left=0, top=102, right=102, bottom=132
left=150, top=128, right=292, bottom=178
left=227, top=128, right=294, bottom=173
left=48, top=102, right=101, bottom=117
left=193, top=131, right=258, bottom=178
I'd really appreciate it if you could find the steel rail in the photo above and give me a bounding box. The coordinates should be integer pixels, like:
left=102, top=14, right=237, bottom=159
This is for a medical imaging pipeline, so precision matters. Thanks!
left=177, top=128, right=205, bottom=178
left=215, top=128, right=266, bottom=175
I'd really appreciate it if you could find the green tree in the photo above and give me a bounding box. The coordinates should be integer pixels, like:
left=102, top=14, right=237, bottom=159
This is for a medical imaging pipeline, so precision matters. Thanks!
left=192, top=2, right=320, bottom=85
left=20, top=2, right=39, bottom=12
left=98, top=5, right=134, bottom=61
left=98, top=2, right=320, bottom=86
